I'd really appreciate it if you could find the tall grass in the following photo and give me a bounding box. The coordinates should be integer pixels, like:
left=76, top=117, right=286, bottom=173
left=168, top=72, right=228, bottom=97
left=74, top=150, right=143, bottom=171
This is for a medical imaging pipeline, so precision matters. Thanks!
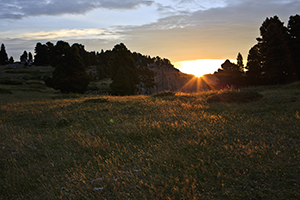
left=0, top=83, right=300, bottom=199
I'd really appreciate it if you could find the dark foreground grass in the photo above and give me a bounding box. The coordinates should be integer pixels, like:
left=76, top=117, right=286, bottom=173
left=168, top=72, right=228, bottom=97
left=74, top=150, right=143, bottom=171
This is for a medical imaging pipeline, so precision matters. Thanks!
left=0, top=83, right=300, bottom=199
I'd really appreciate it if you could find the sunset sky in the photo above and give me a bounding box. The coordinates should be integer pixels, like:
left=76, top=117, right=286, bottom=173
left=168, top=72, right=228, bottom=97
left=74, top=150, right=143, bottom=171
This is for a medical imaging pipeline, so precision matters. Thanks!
left=1, top=0, right=300, bottom=75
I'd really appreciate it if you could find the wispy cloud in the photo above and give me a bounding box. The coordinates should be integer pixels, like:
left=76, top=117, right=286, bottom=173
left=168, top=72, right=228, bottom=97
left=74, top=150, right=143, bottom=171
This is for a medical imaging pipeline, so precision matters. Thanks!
left=1, top=27, right=126, bottom=58
left=6, top=28, right=123, bottom=40
left=1, top=0, right=300, bottom=62
left=0, top=0, right=154, bottom=19
left=155, top=0, right=226, bottom=17
left=119, top=0, right=300, bottom=61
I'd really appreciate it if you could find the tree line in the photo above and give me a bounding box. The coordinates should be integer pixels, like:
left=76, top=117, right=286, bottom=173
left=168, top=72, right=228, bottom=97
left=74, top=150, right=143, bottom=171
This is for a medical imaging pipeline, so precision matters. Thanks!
left=0, top=44, right=34, bottom=65
left=1, top=40, right=174, bottom=94
left=214, top=14, right=300, bottom=88
left=0, top=44, right=14, bottom=65
left=1, top=14, right=299, bottom=94
left=0, top=39, right=173, bottom=94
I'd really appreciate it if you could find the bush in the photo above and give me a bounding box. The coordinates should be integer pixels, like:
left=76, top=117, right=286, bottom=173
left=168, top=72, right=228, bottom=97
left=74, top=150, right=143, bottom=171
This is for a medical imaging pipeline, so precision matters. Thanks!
left=0, top=88, right=12, bottom=94
left=83, top=98, right=109, bottom=103
left=207, top=91, right=263, bottom=103
left=87, top=85, right=100, bottom=91
left=56, top=118, right=73, bottom=128
left=0, top=79, right=24, bottom=85
left=152, top=91, right=176, bottom=98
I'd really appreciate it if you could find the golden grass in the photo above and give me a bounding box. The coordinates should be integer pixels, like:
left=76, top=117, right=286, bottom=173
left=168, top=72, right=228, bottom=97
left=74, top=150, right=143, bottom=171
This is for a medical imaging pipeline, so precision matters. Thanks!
left=0, top=84, right=300, bottom=199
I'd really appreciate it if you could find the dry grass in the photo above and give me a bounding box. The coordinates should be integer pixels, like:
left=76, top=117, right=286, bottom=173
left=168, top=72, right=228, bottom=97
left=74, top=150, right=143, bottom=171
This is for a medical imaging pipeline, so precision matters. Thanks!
left=0, top=83, right=300, bottom=199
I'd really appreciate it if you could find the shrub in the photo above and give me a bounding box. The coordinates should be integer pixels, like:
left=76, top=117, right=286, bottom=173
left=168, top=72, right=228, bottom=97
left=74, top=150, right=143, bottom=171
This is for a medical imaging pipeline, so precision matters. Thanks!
left=56, top=118, right=73, bottom=128
left=83, top=98, right=109, bottom=103
left=0, top=79, right=24, bottom=85
left=207, top=90, right=263, bottom=103
left=0, top=88, right=12, bottom=94
left=87, top=85, right=100, bottom=91
left=152, top=91, right=176, bottom=98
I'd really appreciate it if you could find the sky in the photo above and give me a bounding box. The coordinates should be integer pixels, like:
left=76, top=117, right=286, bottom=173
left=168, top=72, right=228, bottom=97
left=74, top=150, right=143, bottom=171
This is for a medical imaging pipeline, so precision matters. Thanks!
left=0, top=0, right=300, bottom=75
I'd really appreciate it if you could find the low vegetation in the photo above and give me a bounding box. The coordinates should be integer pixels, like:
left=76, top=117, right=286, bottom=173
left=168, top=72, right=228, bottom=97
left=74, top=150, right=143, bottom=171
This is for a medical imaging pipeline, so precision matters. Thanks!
left=151, top=91, right=176, bottom=98
left=0, top=88, right=12, bottom=94
left=0, top=81, right=299, bottom=199
left=207, top=90, right=263, bottom=103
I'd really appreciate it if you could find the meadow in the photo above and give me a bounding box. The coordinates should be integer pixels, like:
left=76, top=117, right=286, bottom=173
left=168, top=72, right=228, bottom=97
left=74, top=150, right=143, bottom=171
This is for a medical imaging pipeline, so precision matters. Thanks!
left=0, top=78, right=300, bottom=199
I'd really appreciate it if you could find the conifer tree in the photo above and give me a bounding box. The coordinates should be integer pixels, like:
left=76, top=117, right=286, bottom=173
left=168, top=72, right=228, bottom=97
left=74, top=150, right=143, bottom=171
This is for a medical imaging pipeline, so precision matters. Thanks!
left=288, top=14, right=300, bottom=80
left=246, top=44, right=263, bottom=85
left=109, top=43, right=139, bottom=95
left=9, top=56, right=14, bottom=64
left=28, top=52, right=33, bottom=63
left=50, top=41, right=90, bottom=93
left=214, top=59, right=243, bottom=88
left=259, top=16, right=296, bottom=84
left=34, top=42, right=53, bottom=65
left=110, top=67, right=133, bottom=95
left=0, top=43, right=9, bottom=65
left=20, top=51, right=28, bottom=62
left=236, top=53, right=244, bottom=72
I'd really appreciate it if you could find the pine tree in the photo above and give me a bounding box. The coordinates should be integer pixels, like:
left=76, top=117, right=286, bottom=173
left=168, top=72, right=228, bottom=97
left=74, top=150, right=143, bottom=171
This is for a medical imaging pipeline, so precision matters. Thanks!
left=214, top=59, right=243, bottom=88
left=0, top=43, right=9, bottom=65
left=20, top=51, right=28, bottom=62
left=109, top=43, right=139, bottom=95
left=246, top=44, right=263, bottom=85
left=9, top=56, right=14, bottom=64
left=34, top=42, right=53, bottom=65
left=110, top=67, right=133, bottom=95
left=28, top=52, right=33, bottom=63
left=50, top=41, right=90, bottom=93
left=236, top=53, right=244, bottom=72
left=259, top=16, right=296, bottom=84
left=288, top=14, right=300, bottom=80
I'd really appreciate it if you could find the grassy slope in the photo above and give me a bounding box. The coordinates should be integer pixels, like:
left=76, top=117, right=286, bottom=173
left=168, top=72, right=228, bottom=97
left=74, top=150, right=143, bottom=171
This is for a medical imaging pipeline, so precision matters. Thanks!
left=0, top=77, right=300, bottom=199
left=0, top=64, right=112, bottom=94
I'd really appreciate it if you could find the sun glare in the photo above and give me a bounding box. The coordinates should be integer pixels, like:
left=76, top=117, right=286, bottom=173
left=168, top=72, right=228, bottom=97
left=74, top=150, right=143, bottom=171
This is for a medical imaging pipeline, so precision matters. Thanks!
left=174, top=59, right=225, bottom=77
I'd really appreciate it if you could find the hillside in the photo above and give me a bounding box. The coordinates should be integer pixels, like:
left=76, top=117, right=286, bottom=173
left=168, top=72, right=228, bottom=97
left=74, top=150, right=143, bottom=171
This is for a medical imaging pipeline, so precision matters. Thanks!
left=0, top=63, right=215, bottom=95
left=0, top=80, right=299, bottom=199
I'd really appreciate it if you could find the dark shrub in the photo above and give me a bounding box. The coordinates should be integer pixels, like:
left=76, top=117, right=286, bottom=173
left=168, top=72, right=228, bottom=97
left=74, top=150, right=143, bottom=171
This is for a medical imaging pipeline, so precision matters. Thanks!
left=152, top=91, right=176, bottom=98
left=83, top=98, right=109, bottom=103
left=207, top=91, right=263, bottom=103
left=0, top=88, right=12, bottom=94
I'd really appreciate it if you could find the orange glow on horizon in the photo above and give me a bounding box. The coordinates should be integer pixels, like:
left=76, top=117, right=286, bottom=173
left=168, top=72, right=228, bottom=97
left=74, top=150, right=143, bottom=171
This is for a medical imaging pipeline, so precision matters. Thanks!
left=174, top=59, right=225, bottom=77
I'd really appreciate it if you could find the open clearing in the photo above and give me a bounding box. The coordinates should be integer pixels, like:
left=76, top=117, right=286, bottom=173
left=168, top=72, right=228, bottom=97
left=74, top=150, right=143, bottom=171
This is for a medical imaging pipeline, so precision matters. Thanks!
left=0, top=81, right=300, bottom=199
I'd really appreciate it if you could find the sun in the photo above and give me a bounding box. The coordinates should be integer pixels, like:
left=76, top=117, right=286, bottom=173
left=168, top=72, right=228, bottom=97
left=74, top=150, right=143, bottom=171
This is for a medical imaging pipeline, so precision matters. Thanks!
left=174, top=59, right=224, bottom=77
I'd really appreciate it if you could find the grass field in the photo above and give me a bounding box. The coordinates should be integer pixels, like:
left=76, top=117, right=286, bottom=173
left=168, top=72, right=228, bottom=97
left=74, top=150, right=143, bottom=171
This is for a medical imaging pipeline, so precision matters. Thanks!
left=0, top=74, right=300, bottom=199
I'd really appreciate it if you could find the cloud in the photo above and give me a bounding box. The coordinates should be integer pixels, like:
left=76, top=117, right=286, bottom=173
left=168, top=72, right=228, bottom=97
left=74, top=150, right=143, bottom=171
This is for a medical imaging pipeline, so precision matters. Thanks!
left=1, top=28, right=125, bottom=43
left=117, top=0, right=300, bottom=61
left=0, top=27, right=126, bottom=60
left=155, top=0, right=226, bottom=17
left=2, top=0, right=300, bottom=62
left=0, top=0, right=154, bottom=19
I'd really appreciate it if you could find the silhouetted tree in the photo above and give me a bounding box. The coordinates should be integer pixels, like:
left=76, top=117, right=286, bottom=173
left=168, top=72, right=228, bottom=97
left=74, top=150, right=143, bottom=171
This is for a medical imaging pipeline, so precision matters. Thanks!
left=34, top=42, right=53, bottom=65
left=259, top=16, right=296, bottom=84
left=288, top=14, right=300, bottom=80
left=109, top=43, right=139, bottom=95
left=20, top=51, right=28, bottom=62
left=50, top=41, right=90, bottom=93
left=246, top=44, right=263, bottom=85
left=28, top=52, right=33, bottom=63
left=89, top=51, right=97, bottom=66
left=237, top=53, right=244, bottom=72
left=9, top=56, right=14, bottom=64
left=96, top=49, right=113, bottom=79
left=0, top=44, right=9, bottom=65
left=214, top=59, right=243, bottom=88
left=72, top=43, right=91, bottom=67
left=110, top=67, right=133, bottom=95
